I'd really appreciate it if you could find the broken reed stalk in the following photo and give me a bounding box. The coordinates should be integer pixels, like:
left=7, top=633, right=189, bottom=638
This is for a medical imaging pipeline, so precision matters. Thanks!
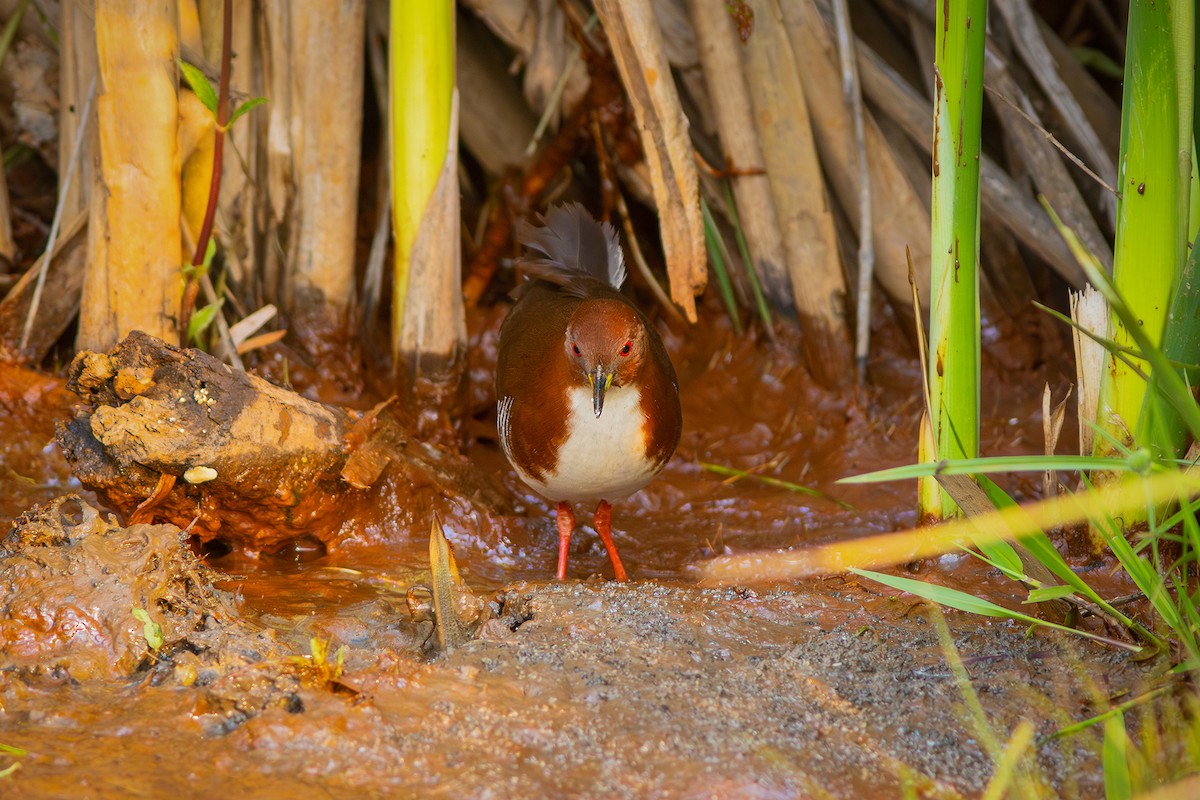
left=919, top=0, right=986, bottom=519
left=389, top=0, right=464, bottom=382
left=740, top=0, right=851, bottom=388
left=593, top=0, right=706, bottom=324
left=688, top=0, right=789, bottom=326
left=280, top=2, right=365, bottom=367
left=782, top=1, right=932, bottom=315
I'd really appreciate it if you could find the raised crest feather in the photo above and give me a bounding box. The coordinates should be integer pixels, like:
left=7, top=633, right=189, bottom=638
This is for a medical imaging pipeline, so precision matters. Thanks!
left=515, top=203, right=627, bottom=295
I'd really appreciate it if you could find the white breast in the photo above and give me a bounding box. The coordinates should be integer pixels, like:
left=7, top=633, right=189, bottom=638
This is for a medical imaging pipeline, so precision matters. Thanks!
left=518, top=385, right=661, bottom=504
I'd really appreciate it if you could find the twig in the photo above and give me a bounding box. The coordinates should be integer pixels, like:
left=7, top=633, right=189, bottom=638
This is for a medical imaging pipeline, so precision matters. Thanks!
left=992, top=0, right=1118, bottom=224
left=985, top=84, right=1118, bottom=199
left=832, top=0, right=873, bottom=385
left=21, top=76, right=95, bottom=352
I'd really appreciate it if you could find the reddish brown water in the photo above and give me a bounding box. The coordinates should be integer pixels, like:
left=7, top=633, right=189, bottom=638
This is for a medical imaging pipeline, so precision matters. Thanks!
left=0, top=299, right=1147, bottom=798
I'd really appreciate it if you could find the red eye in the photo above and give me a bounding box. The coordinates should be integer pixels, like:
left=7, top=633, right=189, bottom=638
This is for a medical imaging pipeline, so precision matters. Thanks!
left=619, top=340, right=632, bottom=356
left=572, top=343, right=581, bottom=356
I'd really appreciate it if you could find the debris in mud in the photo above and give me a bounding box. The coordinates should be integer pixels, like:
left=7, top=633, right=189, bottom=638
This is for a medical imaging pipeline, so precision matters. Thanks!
left=55, top=331, right=512, bottom=552
left=0, top=495, right=287, bottom=682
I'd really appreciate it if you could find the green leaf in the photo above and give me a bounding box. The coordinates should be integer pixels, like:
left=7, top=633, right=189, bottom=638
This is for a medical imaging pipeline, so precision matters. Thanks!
left=226, top=96, right=267, bottom=128
left=0, top=744, right=26, bottom=757
left=187, top=299, right=224, bottom=345
left=1025, top=585, right=1077, bottom=604
left=701, top=196, right=743, bottom=336
left=841, top=455, right=1134, bottom=484
left=131, top=607, right=163, bottom=650
left=850, top=568, right=1142, bottom=652
left=202, top=237, right=217, bottom=271
left=177, top=59, right=218, bottom=116
left=723, top=181, right=773, bottom=332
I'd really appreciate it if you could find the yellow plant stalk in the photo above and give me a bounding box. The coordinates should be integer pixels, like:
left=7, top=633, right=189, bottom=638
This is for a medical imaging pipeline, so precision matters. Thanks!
left=390, top=0, right=458, bottom=374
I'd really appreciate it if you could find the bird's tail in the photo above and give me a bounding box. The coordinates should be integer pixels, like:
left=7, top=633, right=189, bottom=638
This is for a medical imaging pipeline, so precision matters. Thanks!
left=515, top=202, right=627, bottom=293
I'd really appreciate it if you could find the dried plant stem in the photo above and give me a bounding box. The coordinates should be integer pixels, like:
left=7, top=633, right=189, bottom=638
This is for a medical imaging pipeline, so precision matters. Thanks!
left=831, top=0, right=874, bottom=383
left=21, top=77, right=95, bottom=353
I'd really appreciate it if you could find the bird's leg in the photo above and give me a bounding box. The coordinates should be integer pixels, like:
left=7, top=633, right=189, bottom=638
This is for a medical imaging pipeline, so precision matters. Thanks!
left=555, top=502, right=575, bottom=581
left=593, top=500, right=628, bottom=581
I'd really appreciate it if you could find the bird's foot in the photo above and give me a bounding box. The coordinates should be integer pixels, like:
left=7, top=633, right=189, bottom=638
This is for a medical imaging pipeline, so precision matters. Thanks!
left=593, top=500, right=628, bottom=582
left=555, top=502, right=575, bottom=581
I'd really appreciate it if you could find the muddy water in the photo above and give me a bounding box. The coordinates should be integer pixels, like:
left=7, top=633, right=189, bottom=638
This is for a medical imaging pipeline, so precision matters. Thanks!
left=0, top=301, right=1140, bottom=798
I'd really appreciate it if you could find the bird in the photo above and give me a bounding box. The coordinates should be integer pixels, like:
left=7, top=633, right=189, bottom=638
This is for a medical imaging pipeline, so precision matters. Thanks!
left=496, top=203, right=682, bottom=581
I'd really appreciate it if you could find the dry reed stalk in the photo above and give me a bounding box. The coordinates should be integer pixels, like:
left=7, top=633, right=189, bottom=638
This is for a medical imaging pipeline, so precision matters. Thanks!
left=458, top=16, right=537, bottom=177
left=594, top=0, right=706, bottom=323
left=740, top=0, right=851, bottom=386
left=687, top=0, right=788, bottom=318
left=1035, top=15, right=1120, bottom=160
left=782, top=0, right=931, bottom=310
left=985, top=52, right=1113, bottom=271
left=993, top=0, right=1118, bottom=227
left=260, top=0, right=290, bottom=303
left=395, top=95, right=466, bottom=379
left=0, top=212, right=86, bottom=361
left=285, top=1, right=364, bottom=346
left=57, top=0, right=97, bottom=219
left=0, top=163, right=12, bottom=269
left=462, top=0, right=589, bottom=119
left=857, top=41, right=1085, bottom=286
left=78, top=0, right=183, bottom=351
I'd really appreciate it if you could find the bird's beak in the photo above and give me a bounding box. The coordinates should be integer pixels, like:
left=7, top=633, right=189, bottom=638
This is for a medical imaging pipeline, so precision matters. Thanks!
left=587, top=365, right=613, bottom=418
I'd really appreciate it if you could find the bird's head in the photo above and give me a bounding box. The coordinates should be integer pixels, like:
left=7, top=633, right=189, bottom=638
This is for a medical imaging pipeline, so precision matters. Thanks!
left=564, top=300, right=647, bottom=418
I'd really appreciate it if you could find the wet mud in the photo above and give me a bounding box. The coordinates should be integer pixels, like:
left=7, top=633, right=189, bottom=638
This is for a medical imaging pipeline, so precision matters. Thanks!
left=0, top=300, right=1135, bottom=798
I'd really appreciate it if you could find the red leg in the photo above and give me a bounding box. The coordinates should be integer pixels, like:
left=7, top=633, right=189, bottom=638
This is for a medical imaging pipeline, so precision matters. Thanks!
left=593, top=500, right=628, bottom=581
left=555, top=502, right=575, bottom=581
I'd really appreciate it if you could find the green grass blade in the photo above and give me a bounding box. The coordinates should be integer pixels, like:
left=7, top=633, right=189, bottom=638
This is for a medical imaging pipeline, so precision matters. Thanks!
left=1103, top=713, right=1133, bottom=800
left=849, top=568, right=1142, bottom=651
left=700, top=462, right=854, bottom=510
left=981, top=720, right=1037, bottom=800
left=1092, top=511, right=1184, bottom=635
left=1042, top=684, right=1175, bottom=743
left=700, top=197, right=743, bottom=336
left=723, top=181, right=774, bottom=333
left=1025, top=585, right=1077, bottom=603
left=841, top=455, right=1132, bottom=484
